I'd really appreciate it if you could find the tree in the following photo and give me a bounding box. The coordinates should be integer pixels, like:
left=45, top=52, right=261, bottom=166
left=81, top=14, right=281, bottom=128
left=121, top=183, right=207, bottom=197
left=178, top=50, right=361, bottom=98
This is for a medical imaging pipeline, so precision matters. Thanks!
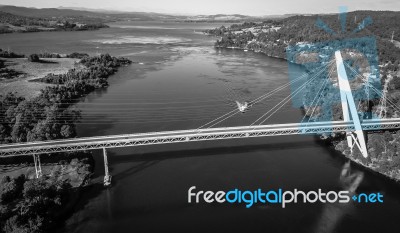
left=368, top=134, right=385, bottom=161
left=0, top=174, right=25, bottom=204
left=60, top=125, right=74, bottom=138
left=28, top=54, right=40, bottom=62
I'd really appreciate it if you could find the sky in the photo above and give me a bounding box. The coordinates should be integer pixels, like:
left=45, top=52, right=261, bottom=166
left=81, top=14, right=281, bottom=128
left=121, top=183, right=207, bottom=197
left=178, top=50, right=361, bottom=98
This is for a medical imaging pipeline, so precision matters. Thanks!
left=1, top=0, right=399, bottom=15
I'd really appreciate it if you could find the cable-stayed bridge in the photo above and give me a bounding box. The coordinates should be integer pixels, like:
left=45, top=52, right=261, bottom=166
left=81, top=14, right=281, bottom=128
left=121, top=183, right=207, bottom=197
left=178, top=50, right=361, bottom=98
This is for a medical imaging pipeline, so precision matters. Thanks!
left=1, top=51, right=400, bottom=185
left=1, top=118, right=400, bottom=157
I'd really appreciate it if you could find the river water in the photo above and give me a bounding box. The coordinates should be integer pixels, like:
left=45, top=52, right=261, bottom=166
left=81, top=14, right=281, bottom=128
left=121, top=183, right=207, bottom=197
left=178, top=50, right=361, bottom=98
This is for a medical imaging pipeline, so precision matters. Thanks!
left=1, top=21, right=400, bottom=233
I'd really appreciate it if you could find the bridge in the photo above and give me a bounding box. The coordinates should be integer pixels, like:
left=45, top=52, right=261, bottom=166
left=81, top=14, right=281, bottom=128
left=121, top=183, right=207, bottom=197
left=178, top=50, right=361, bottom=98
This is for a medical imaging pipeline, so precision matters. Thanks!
left=1, top=118, right=400, bottom=157
left=1, top=51, right=400, bottom=186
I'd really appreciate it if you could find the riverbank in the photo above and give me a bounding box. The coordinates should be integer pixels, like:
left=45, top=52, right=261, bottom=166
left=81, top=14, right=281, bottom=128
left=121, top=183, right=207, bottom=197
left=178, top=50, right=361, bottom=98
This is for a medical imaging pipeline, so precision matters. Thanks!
left=0, top=24, right=109, bottom=34
left=334, top=135, right=400, bottom=182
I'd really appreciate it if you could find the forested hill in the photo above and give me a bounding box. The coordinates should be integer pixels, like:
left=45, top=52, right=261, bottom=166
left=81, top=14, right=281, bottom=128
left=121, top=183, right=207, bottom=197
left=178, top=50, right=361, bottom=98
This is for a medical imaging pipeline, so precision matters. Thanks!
left=0, top=5, right=108, bottom=18
left=279, top=11, right=399, bottom=43
left=0, top=10, right=109, bottom=33
left=207, top=11, right=400, bottom=64
left=0, top=11, right=48, bottom=26
left=0, top=5, right=287, bottom=23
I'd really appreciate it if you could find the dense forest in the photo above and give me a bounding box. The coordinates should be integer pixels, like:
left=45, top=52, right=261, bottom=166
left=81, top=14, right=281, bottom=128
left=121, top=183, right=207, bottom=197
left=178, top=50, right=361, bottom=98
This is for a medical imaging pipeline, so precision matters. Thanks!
left=0, top=155, right=92, bottom=233
left=1, top=174, right=72, bottom=232
left=0, top=12, right=49, bottom=27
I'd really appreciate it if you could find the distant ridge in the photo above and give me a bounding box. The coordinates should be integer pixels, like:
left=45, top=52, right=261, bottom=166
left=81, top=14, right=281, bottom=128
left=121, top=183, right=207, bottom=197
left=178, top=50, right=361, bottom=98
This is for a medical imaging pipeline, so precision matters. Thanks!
left=0, top=5, right=173, bottom=21
left=0, top=5, right=289, bottom=21
left=0, top=5, right=105, bottom=17
left=56, top=6, right=148, bottom=14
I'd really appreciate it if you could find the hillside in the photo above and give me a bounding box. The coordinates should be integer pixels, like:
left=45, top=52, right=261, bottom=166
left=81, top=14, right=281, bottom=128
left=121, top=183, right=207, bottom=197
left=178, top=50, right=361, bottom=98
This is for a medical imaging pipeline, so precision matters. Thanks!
left=0, top=8, right=109, bottom=33
left=0, top=5, right=186, bottom=21
left=0, top=5, right=107, bottom=18
left=0, top=5, right=288, bottom=22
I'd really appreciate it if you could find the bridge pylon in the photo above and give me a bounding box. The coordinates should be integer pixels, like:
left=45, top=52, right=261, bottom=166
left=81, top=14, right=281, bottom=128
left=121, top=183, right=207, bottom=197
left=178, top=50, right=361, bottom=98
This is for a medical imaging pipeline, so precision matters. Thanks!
left=335, top=51, right=368, bottom=158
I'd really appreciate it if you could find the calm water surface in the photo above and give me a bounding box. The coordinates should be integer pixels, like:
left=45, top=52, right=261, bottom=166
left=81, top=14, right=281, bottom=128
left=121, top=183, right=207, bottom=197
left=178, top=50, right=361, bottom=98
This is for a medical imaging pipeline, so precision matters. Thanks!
left=1, top=21, right=400, bottom=233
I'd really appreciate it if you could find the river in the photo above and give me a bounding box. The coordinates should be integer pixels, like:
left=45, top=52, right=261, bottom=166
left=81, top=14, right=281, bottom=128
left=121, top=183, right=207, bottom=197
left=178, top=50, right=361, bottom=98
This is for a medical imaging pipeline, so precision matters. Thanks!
left=1, top=21, right=400, bottom=233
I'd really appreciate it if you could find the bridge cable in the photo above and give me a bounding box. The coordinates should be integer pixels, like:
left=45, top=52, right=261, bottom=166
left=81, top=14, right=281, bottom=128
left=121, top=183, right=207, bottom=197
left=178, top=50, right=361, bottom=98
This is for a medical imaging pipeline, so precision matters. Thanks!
left=343, top=62, right=400, bottom=115
left=249, top=63, right=331, bottom=126
left=301, top=65, right=335, bottom=123
left=196, top=66, right=321, bottom=129
left=305, top=72, right=331, bottom=125
left=256, top=71, right=325, bottom=126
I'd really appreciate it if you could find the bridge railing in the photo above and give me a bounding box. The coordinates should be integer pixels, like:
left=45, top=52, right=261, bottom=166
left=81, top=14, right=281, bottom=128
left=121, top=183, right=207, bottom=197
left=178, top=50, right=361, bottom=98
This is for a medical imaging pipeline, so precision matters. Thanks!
left=2, top=118, right=400, bottom=157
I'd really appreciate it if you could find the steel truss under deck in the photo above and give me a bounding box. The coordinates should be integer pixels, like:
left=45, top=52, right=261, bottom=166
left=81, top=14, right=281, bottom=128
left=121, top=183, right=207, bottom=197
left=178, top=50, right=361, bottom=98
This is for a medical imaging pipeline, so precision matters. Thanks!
left=1, top=119, right=400, bottom=157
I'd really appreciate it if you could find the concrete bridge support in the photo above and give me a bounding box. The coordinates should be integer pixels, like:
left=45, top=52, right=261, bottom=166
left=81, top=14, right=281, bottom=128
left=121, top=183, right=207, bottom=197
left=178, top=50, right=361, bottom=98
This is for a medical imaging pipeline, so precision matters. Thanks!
left=33, top=154, right=42, bottom=178
left=103, top=148, right=112, bottom=186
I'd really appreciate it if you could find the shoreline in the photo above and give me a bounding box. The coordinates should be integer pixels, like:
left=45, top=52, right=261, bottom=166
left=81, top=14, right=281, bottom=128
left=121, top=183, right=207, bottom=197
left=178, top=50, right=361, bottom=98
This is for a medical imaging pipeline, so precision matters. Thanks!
left=215, top=44, right=302, bottom=65
left=0, top=24, right=109, bottom=35
left=344, top=151, right=400, bottom=183
left=335, top=139, right=400, bottom=183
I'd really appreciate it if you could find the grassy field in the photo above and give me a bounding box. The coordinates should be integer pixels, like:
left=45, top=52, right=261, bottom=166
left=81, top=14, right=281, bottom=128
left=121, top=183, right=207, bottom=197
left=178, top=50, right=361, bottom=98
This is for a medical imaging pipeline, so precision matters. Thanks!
left=0, top=57, right=81, bottom=99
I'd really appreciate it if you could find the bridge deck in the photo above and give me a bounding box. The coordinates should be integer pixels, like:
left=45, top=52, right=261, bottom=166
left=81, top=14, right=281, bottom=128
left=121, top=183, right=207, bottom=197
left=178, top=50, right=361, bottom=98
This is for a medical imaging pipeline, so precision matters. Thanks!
left=1, top=118, right=400, bottom=157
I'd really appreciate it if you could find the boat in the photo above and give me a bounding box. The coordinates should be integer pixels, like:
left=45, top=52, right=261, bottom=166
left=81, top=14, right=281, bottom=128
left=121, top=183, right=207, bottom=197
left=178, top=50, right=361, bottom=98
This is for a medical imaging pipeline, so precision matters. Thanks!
left=236, top=101, right=249, bottom=113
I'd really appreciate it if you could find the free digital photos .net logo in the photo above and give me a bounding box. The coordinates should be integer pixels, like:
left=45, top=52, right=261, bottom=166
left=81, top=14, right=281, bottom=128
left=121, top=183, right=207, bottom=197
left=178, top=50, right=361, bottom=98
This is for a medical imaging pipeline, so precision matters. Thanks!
left=187, top=7, right=385, bottom=209
left=187, top=186, right=384, bottom=208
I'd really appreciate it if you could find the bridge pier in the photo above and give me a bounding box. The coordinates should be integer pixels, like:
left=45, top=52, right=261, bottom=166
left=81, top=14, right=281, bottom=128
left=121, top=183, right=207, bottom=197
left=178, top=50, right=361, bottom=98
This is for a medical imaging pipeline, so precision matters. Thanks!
left=103, top=148, right=112, bottom=186
left=33, top=154, right=42, bottom=178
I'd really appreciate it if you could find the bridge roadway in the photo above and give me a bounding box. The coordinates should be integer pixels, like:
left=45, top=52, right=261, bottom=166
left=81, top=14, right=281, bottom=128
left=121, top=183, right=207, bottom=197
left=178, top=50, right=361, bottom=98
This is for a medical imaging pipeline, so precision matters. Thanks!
left=1, top=118, right=400, bottom=157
